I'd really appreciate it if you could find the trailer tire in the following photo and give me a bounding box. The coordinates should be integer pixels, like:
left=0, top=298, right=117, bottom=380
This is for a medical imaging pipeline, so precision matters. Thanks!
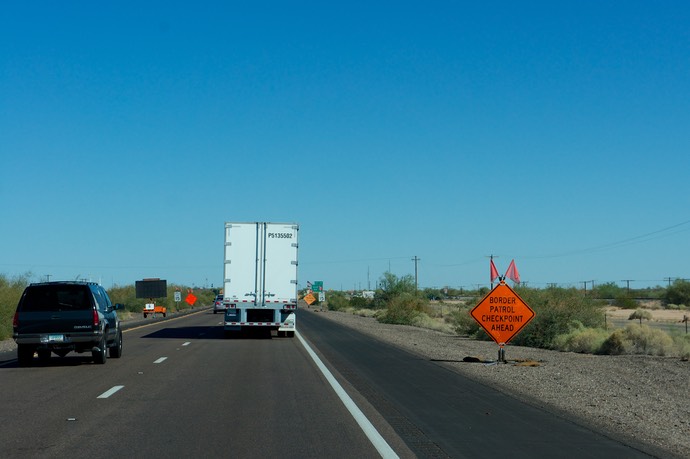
left=287, top=331, right=295, bottom=338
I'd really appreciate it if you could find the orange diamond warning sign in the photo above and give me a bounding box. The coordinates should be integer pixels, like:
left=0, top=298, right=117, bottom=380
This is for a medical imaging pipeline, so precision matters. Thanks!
left=303, top=293, right=316, bottom=305
left=470, top=281, right=535, bottom=345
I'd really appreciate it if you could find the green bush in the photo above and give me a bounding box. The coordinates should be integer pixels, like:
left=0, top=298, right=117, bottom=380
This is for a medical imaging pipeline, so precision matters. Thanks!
left=614, top=294, right=638, bottom=309
left=670, top=333, right=690, bottom=360
left=552, top=321, right=610, bottom=353
left=599, top=331, right=626, bottom=355
left=350, top=296, right=372, bottom=309
left=665, top=279, right=690, bottom=307
left=628, top=308, right=653, bottom=324
left=377, top=294, right=428, bottom=325
left=600, top=324, right=675, bottom=356
left=508, top=287, right=605, bottom=349
left=0, top=273, right=31, bottom=340
left=451, top=304, right=486, bottom=338
left=325, top=291, right=350, bottom=311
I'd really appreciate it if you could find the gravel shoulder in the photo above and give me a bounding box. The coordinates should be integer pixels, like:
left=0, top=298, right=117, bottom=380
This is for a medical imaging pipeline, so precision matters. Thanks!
left=303, top=307, right=690, bottom=459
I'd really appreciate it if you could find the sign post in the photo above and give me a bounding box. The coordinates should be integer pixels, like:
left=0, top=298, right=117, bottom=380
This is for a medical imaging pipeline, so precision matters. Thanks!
left=470, top=281, right=535, bottom=362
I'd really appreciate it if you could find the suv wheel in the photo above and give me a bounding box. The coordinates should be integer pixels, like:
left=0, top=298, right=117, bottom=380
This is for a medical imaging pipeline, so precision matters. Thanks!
left=109, top=330, right=123, bottom=358
left=17, top=345, right=34, bottom=367
left=93, top=335, right=107, bottom=364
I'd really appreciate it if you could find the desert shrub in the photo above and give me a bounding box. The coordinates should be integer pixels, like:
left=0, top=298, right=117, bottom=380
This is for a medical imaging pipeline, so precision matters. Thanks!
left=552, top=321, right=609, bottom=353
left=509, top=287, right=605, bottom=349
left=377, top=294, right=428, bottom=325
left=614, top=294, right=638, bottom=309
left=664, top=279, right=690, bottom=307
left=671, top=333, right=690, bottom=360
left=0, top=273, right=32, bottom=340
left=628, top=308, right=653, bottom=324
left=599, top=331, right=626, bottom=355
left=452, top=305, right=483, bottom=337
left=350, top=296, right=372, bottom=309
left=412, top=312, right=455, bottom=334
left=326, top=291, right=349, bottom=311
left=600, top=324, right=674, bottom=356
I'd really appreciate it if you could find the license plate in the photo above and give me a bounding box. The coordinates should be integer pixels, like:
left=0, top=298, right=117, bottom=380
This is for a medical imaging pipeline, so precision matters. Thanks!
left=47, top=334, right=64, bottom=343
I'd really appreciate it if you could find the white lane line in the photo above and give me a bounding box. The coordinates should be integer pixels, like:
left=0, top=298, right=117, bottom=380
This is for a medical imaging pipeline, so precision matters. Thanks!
left=182, top=342, right=191, bottom=346
left=153, top=357, right=168, bottom=364
left=296, top=332, right=398, bottom=459
left=97, top=385, right=124, bottom=399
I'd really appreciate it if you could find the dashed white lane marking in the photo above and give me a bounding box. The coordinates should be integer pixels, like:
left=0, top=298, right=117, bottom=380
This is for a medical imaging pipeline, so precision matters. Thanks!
left=153, top=357, right=168, bottom=364
left=296, top=332, right=398, bottom=459
left=97, top=385, right=124, bottom=399
left=182, top=342, right=191, bottom=346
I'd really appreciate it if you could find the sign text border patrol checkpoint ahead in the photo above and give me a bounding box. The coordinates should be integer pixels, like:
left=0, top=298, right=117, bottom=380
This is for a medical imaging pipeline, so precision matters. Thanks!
left=470, top=282, right=535, bottom=346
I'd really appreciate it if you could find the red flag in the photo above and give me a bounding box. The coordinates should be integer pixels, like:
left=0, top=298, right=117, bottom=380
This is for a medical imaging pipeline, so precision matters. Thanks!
left=505, top=259, right=520, bottom=284
left=490, top=259, right=499, bottom=282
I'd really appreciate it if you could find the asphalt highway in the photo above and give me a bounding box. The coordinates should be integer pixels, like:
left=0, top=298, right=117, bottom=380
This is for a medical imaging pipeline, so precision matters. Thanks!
left=0, top=309, right=662, bottom=458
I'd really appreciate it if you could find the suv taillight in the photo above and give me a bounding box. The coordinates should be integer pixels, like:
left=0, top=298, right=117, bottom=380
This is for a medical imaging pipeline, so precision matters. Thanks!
left=93, top=309, right=100, bottom=327
left=13, top=311, right=19, bottom=328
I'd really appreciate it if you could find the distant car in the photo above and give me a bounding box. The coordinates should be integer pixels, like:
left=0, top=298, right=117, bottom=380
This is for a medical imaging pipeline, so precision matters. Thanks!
left=213, top=294, right=225, bottom=314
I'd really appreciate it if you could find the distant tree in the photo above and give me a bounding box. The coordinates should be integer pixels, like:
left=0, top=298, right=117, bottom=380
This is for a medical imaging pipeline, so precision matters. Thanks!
left=629, top=309, right=653, bottom=325
left=614, top=294, right=638, bottom=309
left=664, top=279, right=690, bottom=306
left=376, top=272, right=416, bottom=302
left=594, top=282, right=623, bottom=299
left=422, top=287, right=442, bottom=301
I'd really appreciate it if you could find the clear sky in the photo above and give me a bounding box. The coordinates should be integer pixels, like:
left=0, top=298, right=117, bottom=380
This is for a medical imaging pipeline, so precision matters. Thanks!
left=2, top=2, right=689, bottom=291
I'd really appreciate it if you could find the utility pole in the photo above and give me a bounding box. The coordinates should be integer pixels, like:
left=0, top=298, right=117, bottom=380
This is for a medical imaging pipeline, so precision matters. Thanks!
left=581, top=280, right=594, bottom=295
left=622, top=279, right=634, bottom=294
left=412, top=256, right=420, bottom=292
left=487, top=254, right=498, bottom=289
left=664, top=277, right=674, bottom=287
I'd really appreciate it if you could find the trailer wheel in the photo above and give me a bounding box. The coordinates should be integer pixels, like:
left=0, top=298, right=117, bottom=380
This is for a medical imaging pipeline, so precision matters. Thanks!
left=287, top=331, right=295, bottom=338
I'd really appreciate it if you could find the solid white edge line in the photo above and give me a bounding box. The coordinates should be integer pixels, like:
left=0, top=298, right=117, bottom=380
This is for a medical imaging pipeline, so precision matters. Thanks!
left=153, top=357, right=168, bottom=364
left=296, top=331, right=399, bottom=459
left=97, top=385, right=124, bottom=399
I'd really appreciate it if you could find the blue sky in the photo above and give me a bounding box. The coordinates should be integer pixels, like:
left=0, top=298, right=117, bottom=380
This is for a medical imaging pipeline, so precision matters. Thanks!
left=2, top=1, right=689, bottom=291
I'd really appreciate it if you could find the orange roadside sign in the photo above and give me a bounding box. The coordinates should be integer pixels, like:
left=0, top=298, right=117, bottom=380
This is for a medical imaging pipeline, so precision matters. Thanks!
left=470, top=281, right=535, bottom=345
left=304, top=293, right=316, bottom=305
left=185, top=293, right=197, bottom=306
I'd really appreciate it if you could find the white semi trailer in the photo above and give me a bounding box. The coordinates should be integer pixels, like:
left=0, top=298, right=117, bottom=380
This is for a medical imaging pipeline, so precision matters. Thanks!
left=222, top=222, right=299, bottom=337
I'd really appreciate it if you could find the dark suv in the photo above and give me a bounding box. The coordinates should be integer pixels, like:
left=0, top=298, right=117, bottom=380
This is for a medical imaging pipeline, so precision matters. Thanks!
left=13, top=281, right=123, bottom=366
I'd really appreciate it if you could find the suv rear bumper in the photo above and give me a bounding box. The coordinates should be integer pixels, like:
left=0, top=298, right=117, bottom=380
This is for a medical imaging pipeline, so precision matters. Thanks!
left=14, top=331, right=103, bottom=345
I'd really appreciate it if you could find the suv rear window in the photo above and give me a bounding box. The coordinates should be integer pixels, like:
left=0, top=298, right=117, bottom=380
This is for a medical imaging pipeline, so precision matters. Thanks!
left=20, top=284, right=93, bottom=312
